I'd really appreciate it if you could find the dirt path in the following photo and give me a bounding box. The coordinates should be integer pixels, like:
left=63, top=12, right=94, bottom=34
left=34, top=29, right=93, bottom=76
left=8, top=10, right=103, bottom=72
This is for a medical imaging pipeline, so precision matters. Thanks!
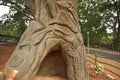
left=0, top=44, right=16, bottom=71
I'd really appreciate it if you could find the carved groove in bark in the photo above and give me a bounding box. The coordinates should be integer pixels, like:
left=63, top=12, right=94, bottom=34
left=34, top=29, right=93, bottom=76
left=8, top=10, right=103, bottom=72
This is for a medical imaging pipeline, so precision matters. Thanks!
left=1, top=0, right=89, bottom=80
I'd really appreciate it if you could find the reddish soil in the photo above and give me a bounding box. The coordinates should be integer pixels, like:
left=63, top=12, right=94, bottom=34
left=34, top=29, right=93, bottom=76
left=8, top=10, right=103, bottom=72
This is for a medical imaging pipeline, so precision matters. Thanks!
left=0, top=44, right=109, bottom=80
left=0, top=44, right=16, bottom=71
left=87, top=53, right=120, bottom=80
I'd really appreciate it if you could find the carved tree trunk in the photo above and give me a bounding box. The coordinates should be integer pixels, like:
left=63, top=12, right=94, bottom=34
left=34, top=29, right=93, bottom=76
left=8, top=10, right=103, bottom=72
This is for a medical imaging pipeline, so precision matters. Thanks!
left=2, top=0, right=89, bottom=80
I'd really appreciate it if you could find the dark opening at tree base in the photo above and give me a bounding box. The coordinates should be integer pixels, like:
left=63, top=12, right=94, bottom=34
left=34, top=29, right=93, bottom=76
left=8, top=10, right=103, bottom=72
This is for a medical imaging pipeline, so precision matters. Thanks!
left=34, top=50, right=67, bottom=80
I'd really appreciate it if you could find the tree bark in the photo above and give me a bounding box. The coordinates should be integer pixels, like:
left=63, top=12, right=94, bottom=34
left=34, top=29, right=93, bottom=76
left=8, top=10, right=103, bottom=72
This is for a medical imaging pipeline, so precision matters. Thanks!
left=113, top=1, right=120, bottom=50
left=1, top=0, right=89, bottom=80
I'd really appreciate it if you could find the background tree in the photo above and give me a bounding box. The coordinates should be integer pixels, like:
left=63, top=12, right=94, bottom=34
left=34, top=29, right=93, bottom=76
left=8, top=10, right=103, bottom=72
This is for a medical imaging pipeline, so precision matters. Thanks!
left=0, top=0, right=32, bottom=37
left=0, top=0, right=33, bottom=41
left=78, top=0, right=120, bottom=50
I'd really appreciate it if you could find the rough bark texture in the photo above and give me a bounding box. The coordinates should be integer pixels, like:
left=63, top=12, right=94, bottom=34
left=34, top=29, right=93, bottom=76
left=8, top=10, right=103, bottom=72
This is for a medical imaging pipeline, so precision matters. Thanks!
left=1, top=0, right=89, bottom=80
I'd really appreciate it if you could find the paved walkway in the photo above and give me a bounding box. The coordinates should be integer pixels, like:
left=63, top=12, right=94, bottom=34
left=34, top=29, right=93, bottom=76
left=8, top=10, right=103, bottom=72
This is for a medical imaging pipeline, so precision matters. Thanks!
left=89, top=47, right=120, bottom=55
left=87, top=48, right=120, bottom=61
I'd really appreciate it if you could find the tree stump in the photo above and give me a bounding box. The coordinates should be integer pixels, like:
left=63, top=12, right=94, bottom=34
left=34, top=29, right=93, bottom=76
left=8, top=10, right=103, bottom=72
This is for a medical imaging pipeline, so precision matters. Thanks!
left=1, top=0, right=89, bottom=80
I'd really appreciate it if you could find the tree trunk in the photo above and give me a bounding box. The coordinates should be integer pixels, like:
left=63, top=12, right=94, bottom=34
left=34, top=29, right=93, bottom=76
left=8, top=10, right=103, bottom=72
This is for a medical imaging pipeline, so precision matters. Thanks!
left=113, top=8, right=120, bottom=50
left=1, top=0, right=89, bottom=80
